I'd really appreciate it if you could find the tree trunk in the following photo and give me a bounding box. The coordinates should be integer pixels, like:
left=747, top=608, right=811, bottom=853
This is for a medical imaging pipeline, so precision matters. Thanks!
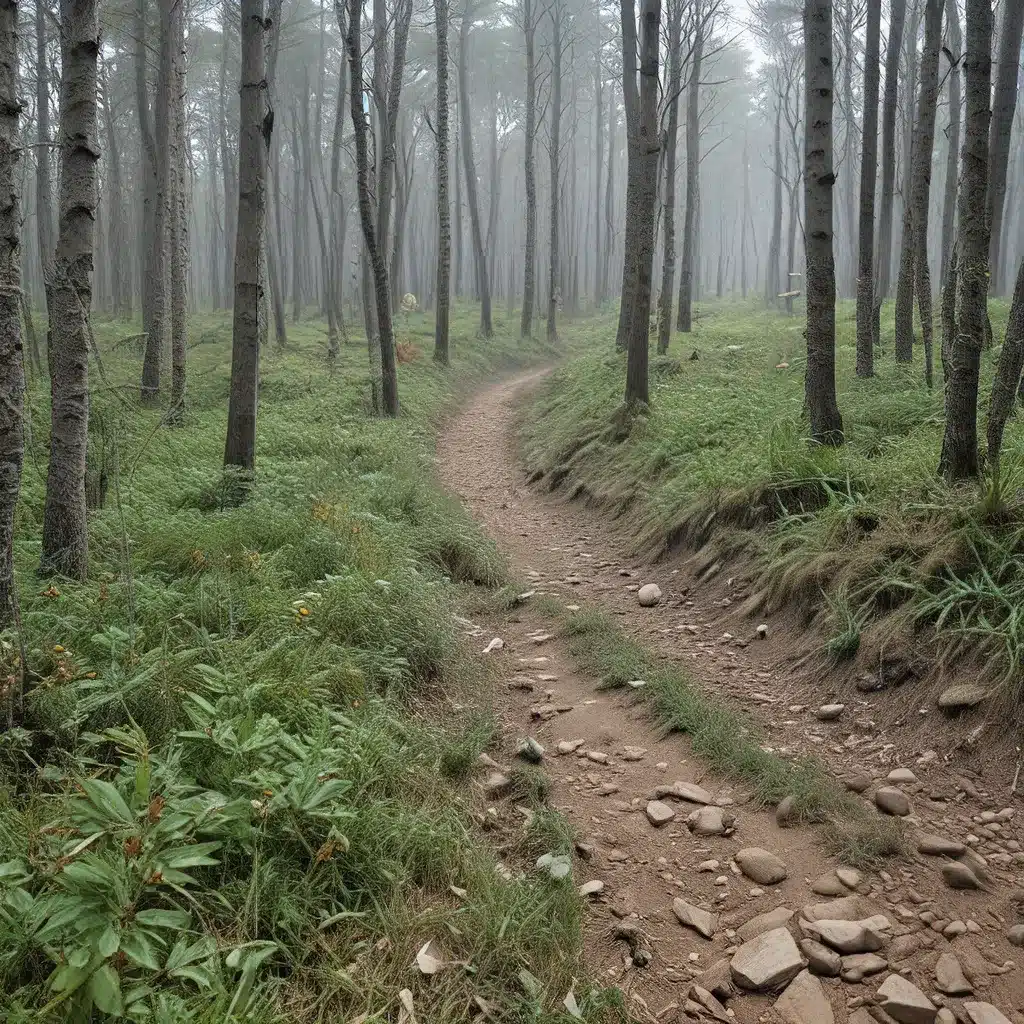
left=0, top=0, right=24, bottom=628
left=594, top=61, right=603, bottom=306
left=803, top=0, right=843, bottom=446
left=35, top=0, right=54, bottom=361
left=939, top=0, right=992, bottom=481
left=100, top=59, right=130, bottom=320
left=875, top=0, right=906, bottom=305
left=939, top=0, right=961, bottom=293
left=602, top=89, right=614, bottom=309
left=676, top=21, right=702, bottom=333
left=457, top=0, right=492, bottom=337
left=486, top=91, right=500, bottom=295
left=434, top=0, right=451, bottom=363
left=986, top=257, right=1024, bottom=463
left=854, top=0, right=881, bottom=376
left=656, top=0, right=682, bottom=354
left=546, top=2, right=561, bottom=342
left=623, top=0, right=660, bottom=406
left=740, top=122, right=749, bottom=300
left=224, top=0, right=269, bottom=472
left=41, top=0, right=99, bottom=578
left=219, top=0, right=237, bottom=308
left=168, top=0, right=187, bottom=420
left=615, top=0, right=640, bottom=353
left=840, top=0, right=857, bottom=298
left=329, top=14, right=347, bottom=351
left=520, top=0, right=536, bottom=337
left=766, top=87, right=783, bottom=305
left=985, top=0, right=1024, bottom=295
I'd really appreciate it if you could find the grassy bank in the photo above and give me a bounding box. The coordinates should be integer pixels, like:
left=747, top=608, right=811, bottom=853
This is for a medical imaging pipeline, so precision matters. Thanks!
left=524, top=299, right=1024, bottom=700
left=1, top=309, right=618, bottom=1021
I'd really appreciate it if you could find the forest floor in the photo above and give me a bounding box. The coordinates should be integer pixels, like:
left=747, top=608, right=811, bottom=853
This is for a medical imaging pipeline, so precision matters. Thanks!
left=438, top=366, right=1024, bottom=1024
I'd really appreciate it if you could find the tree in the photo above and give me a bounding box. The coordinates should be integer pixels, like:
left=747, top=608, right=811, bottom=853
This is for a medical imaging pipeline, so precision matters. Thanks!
left=546, top=1, right=563, bottom=342
left=519, top=0, right=537, bottom=337
left=168, top=0, right=187, bottom=420
left=40, top=0, right=100, bottom=578
left=676, top=9, right=704, bottom=333
left=939, top=0, right=992, bottom=482
left=35, top=0, right=54, bottom=361
left=224, top=0, right=270, bottom=471
left=986, top=258, right=1024, bottom=465
left=854, top=0, right=880, bottom=376
left=622, top=0, right=660, bottom=406
left=656, top=0, right=683, bottom=355
left=985, top=0, right=1024, bottom=294
left=802, top=0, right=842, bottom=445
left=434, top=0, right=452, bottom=364
left=0, top=0, right=24, bottom=624
left=938, top=0, right=961, bottom=292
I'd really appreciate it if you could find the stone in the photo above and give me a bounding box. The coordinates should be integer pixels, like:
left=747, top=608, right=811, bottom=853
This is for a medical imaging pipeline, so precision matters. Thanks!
left=802, top=916, right=891, bottom=954
left=888, top=768, right=918, bottom=784
left=799, top=938, right=841, bottom=977
left=482, top=772, right=511, bottom=797
left=579, top=879, right=605, bottom=897
left=801, top=895, right=870, bottom=924
left=810, top=873, right=848, bottom=897
left=1007, top=924, right=1024, bottom=946
left=773, top=969, right=834, bottom=1024
left=836, top=866, right=863, bottom=889
left=736, top=906, right=795, bottom=942
left=888, top=934, right=921, bottom=961
left=816, top=704, right=845, bottom=721
left=735, top=847, right=788, bottom=885
left=621, top=746, right=646, bottom=761
left=958, top=848, right=992, bottom=885
left=699, top=959, right=734, bottom=1001
left=875, top=787, right=912, bottom=816
left=638, top=583, right=662, bottom=607
left=691, top=986, right=730, bottom=1023
left=776, top=795, right=798, bottom=827
left=845, top=772, right=873, bottom=793
left=686, top=805, right=733, bottom=837
left=840, top=953, right=888, bottom=982
left=938, top=684, right=988, bottom=710
left=917, top=833, right=966, bottom=857
left=673, top=897, right=717, bottom=940
left=876, top=973, right=937, bottom=1024
left=935, top=952, right=972, bottom=995
left=645, top=800, right=675, bottom=827
left=653, top=780, right=714, bottom=805
left=942, top=861, right=981, bottom=890
left=943, top=920, right=967, bottom=938
left=936, top=1011, right=956, bottom=1024
left=729, top=927, right=807, bottom=992
left=516, top=737, right=545, bottom=763
left=963, top=1004, right=1012, bottom=1024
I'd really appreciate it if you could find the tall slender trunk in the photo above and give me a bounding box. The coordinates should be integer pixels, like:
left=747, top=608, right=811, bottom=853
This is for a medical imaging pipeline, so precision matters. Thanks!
left=766, top=88, right=783, bottom=305
left=615, top=0, right=640, bottom=352
left=35, top=0, right=54, bottom=358
left=224, top=0, right=269, bottom=471
left=546, top=2, right=561, bottom=342
left=803, top=0, right=843, bottom=445
left=290, top=110, right=302, bottom=321
left=457, top=0, right=492, bottom=337
left=100, top=60, right=130, bottom=320
left=939, top=0, right=961, bottom=292
left=168, top=0, right=187, bottom=419
left=593, top=61, right=603, bottom=306
left=602, top=90, right=614, bottom=308
left=0, top=0, right=25, bottom=631
left=855, top=0, right=881, bottom=376
left=520, top=0, right=536, bottom=337
left=676, top=23, right=703, bottom=332
left=740, top=123, right=749, bottom=300
left=939, top=0, right=992, bottom=481
left=219, top=0, right=237, bottom=308
left=329, top=19, right=347, bottom=351
left=209, top=118, right=222, bottom=310
left=876, top=0, right=906, bottom=307
left=486, top=91, right=500, bottom=294
left=840, top=0, right=857, bottom=298
left=656, top=0, right=681, bottom=354
left=434, top=0, right=451, bottom=363
left=986, top=257, right=1024, bottom=463
left=41, top=0, right=99, bottom=578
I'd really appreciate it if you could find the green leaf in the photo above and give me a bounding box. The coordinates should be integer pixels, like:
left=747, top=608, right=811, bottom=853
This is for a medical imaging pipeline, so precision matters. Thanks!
left=80, top=779, right=134, bottom=825
left=170, top=964, right=216, bottom=990
left=157, top=842, right=221, bottom=870
left=134, top=908, right=191, bottom=931
left=97, top=925, right=121, bottom=958
left=121, top=929, right=161, bottom=970
left=165, top=934, right=216, bottom=971
left=62, top=857, right=119, bottom=888
left=88, top=963, right=124, bottom=1015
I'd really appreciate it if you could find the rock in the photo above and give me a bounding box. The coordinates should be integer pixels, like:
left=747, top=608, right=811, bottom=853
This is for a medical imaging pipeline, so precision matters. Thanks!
left=876, top=973, right=937, bottom=1024
left=963, top=1003, right=1012, bottom=1024
left=730, top=927, right=807, bottom=992
left=938, top=684, right=988, bottom=710
left=888, top=934, right=922, bottom=961
left=673, top=897, right=717, bottom=939
left=774, top=969, right=834, bottom=1024
left=836, top=866, right=863, bottom=889
left=516, top=737, right=544, bottom=763
left=622, top=745, right=647, bottom=761
left=556, top=739, right=585, bottom=755
left=482, top=637, right=504, bottom=653
left=811, top=873, right=848, bottom=897
left=875, top=787, right=912, bottom=816
left=887, top=768, right=918, bottom=784
left=802, top=916, right=891, bottom=954
left=579, top=879, right=605, bottom=897
left=735, top=847, right=788, bottom=885
left=482, top=772, right=511, bottom=797
left=942, top=861, right=981, bottom=890
left=849, top=1012, right=876, bottom=1024
left=699, top=958, right=735, bottom=1000
left=845, top=772, right=873, bottom=793
left=936, top=1011, right=956, bottom=1024
left=638, top=583, right=662, bottom=607
left=800, top=938, right=841, bottom=977
left=645, top=800, right=676, bottom=827
left=840, top=952, right=888, bottom=982
left=686, top=805, right=733, bottom=836
left=816, top=703, right=845, bottom=721
left=917, top=833, right=966, bottom=857
left=756, top=623, right=769, bottom=638
left=943, top=920, right=967, bottom=938
left=737, top=906, right=795, bottom=942
left=958, top=847, right=992, bottom=885
left=935, top=952, right=972, bottom=995
left=776, top=795, right=798, bottom=827
left=654, top=780, right=714, bottom=805
left=1007, top=924, right=1024, bottom=947
left=801, top=895, right=870, bottom=923
left=690, top=986, right=730, bottom=1023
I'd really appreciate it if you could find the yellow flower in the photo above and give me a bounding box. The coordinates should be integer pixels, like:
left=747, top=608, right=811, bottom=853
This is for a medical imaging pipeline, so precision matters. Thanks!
left=53, top=645, right=65, bottom=654
left=299, top=607, right=310, bottom=616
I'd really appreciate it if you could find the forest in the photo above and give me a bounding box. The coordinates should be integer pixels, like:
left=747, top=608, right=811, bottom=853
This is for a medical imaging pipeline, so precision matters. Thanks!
left=1, top=0, right=1024, bottom=1021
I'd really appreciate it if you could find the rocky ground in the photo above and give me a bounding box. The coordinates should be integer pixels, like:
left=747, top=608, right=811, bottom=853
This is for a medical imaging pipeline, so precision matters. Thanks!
left=436, top=371, right=1024, bottom=1024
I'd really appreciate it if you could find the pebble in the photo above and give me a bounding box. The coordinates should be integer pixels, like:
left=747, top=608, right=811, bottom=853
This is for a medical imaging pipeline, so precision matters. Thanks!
left=816, top=703, right=845, bottom=721
left=934, top=951, right=972, bottom=995
left=776, top=795, right=798, bottom=827
left=735, top=847, right=788, bottom=885
left=645, top=800, right=676, bottom=827
left=579, top=879, right=605, bottom=897
left=875, top=786, right=912, bottom=816
left=942, top=861, right=982, bottom=890
left=887, top=767, right=918, bottom=784
left=637, top=583, right=662, bottom=607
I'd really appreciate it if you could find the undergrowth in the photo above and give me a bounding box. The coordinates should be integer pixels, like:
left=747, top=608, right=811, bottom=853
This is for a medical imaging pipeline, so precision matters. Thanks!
left=1, top=309, right=622, bottom=1022
left=522, top=298, right=1024, bottom=703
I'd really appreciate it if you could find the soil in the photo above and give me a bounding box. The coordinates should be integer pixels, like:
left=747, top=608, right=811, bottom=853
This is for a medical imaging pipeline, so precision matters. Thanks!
left=437, top=370, right=1024, bottom=1024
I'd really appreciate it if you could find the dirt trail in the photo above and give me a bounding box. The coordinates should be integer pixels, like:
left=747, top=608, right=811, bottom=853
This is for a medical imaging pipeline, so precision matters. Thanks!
left=437, top=371, right=1024, bottom=1024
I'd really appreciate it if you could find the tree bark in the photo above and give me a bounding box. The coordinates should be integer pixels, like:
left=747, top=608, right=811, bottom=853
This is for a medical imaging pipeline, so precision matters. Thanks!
left=546, top=1, right=561, bottom=342
left=939, top=0, right=961, bottom=293
left=766, top=86, right=783, bottom=305
left=520, top=0, right=536, bottom=337
left=939, top=0, right=992, bottom=482
left=223, top=0, right=269, bottom=471
left=99, top=57, right=130, bottom=320
left=803, top=0, right=843, bottom=445
left=168, top=0, right=187, bottom=420
left=594, top=60, right=603, bottom=306
left=656, top=0, right=682, bottom=354
left=854, top=0, right=881, bottom=376
left=41, top=0, right=99, bottom=578
left=35, top=0, right=54, bottom=359
left=615, top=0, right=640, bottom=353
left=602, top=88, right=615, bottom=309
left=434, top=0, right=451, bottom=363
left=986, top=257, right=1024, bottom=464
left=676, top=19, right=703, bottom=333
left=219, top=0, right=237, bottom=308
left=0, top=0, right=24, bottom=627
left=875, top=0, right=906, bottom=305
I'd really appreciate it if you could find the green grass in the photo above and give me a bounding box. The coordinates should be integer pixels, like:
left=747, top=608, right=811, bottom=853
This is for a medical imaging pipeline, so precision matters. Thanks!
left=523, top=297, right=1024, bottom=701
left=1, top=306, right=626, bottom=1022
left=560, top=606, right=907, bottom=868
